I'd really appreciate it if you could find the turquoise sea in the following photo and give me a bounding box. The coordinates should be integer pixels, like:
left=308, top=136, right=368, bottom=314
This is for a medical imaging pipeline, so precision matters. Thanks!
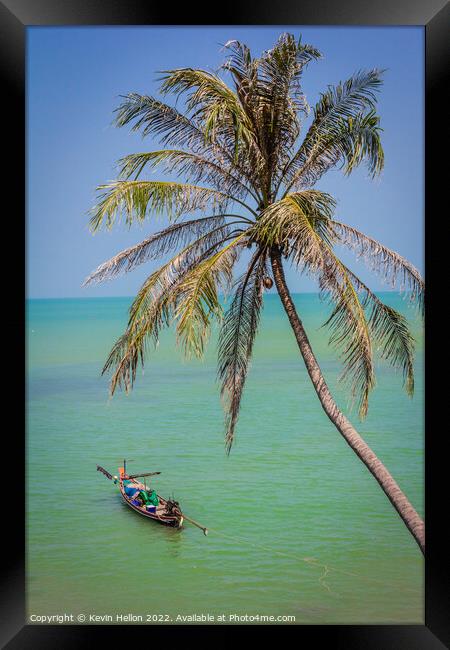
left=26, top=293, right=424, bottom=625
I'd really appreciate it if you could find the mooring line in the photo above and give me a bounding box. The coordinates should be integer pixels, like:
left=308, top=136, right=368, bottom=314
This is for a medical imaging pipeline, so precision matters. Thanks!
left=206, top=527, right=337, bottom=593
left=205, top=527, right=418, bottom=596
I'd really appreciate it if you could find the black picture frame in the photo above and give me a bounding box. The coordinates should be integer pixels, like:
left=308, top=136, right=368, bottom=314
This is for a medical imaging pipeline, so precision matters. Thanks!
left=3, top=1, right=448, bottom=647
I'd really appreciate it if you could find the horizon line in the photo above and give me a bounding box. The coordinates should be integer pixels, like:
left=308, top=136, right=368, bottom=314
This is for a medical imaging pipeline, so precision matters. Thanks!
left=26, top=289, right=405, bottom=301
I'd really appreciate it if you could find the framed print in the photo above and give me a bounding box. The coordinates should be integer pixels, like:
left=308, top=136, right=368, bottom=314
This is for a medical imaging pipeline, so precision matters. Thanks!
left=2, top=0, right=448, bottom=647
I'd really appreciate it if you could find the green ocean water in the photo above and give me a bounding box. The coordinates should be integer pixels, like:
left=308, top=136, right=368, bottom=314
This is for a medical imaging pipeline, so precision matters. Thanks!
left=26, top=293, right=424, bottom=625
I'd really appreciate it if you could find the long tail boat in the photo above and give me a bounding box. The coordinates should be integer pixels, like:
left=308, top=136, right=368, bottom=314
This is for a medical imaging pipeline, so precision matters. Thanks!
left=96, top=461, right=208, bottom=534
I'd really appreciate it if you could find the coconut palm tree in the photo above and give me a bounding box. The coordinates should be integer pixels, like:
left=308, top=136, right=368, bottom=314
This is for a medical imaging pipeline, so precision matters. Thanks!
left=85, top=34, right=425, bottom=553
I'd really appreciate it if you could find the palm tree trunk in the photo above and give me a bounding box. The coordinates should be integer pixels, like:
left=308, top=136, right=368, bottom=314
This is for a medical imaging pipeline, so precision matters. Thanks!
left=270, top=247, right=425, bottom=554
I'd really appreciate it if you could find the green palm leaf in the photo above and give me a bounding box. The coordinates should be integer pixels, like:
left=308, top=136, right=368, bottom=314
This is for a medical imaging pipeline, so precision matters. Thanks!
left=114, top=93, right=213, bottom=154
left=218, top=251, right=267, bottom=452
left=320, top=274, right=375, bottom=418
left=280, top=68, right=384, bottom=192
left=83, top=215, right=245, bottom=286
left=253, top=191, right=337, bottom=264
left=158, top=68, right=259, bottom=162
left=89, top=180, right=232, bottom=232
left=330, top=219, right=424, bottom=311
left=343, top=266, right=415, bottom=396
left=117, top=150, right=257, bottom=201
left=103, top=229, right=239, bottom=394
left=174, top=236, right=245, bottom=358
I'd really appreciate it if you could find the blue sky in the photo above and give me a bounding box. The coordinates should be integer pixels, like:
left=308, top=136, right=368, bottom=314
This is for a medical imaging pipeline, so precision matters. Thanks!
left=27, top=26, right=424, bottom=298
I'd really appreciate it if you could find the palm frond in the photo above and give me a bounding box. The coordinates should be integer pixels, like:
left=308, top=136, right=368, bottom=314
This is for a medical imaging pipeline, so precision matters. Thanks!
left=220, top=35, right=321, bottom=195
left=126, top=228, right=244, bottom=333
left=218, top=251, right=267, bottom=452
left=102, top=332, right=138, bottom=395
left=89, top=180, right=231, bottom=232
left=257, top=35, right=322, bottom=179
left=340, top=110, right=384, bottom=178
left=103, top=295, right=169, bottom=397
left=83, top=215, right=241, bottom=286
left=320, top=271, right=375, bottom=418
left=220, top=40, right=270, bottom=193
left=117, top=149, right=257, bottom=201
left=103, top=268, right=177, bottom=394
left=103, top=228, right=239, bottom=394
left=343, top=266, right=416, bottom=396
left=114, top=93, right=214, bottom=155
left=221, top=39, right=256, bottom=83
left=257, top=33, right=321, bottom=115
left=280, top=69, right=384, bottom=192
left=253, top=191, right=338, bottom=262
left=284, top=109, right=384, bottom=192
left=174, top=235, right=245, bottom=358
left=158, top=68, right=259, bottom=161
left=113, top=92, right=262, bottom=194
left=330, top=219, right=424, bottom=311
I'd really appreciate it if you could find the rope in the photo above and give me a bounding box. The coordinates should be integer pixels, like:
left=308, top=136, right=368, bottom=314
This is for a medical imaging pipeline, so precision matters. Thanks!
left=205, top=526, right=419, bottom=596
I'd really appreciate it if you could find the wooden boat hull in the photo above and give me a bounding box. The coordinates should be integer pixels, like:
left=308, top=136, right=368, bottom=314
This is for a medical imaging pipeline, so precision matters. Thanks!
left=119, top=478, right=183, bottom=529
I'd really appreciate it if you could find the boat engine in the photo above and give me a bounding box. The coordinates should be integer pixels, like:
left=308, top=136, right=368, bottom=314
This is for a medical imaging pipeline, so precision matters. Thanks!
left=165, top=499, right=180, bottom=515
